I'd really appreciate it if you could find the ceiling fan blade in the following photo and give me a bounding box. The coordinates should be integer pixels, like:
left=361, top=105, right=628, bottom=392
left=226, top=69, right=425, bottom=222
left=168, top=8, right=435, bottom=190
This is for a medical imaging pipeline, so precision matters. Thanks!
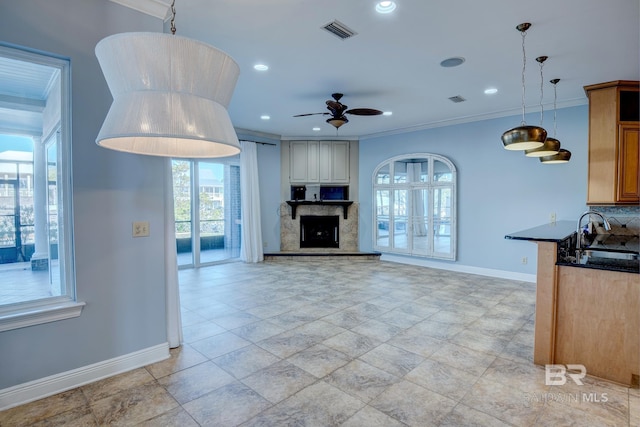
left=293, top=112, right=329, bottom=117
left=345, top=108, right=383, bottom=116
left=326, top=100, right=347, bottom=113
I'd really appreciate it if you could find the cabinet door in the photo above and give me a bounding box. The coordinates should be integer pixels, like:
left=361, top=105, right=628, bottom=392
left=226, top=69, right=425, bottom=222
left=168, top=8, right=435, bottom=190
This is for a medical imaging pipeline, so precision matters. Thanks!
left=331, top=141, right=350, bottom=183
left=617, top=124, right=640, bottom=203
left=318, top=141, right=332, bottom=182
left=307, top=141, right=319, bottom=182
left=290, top=141, right=309, bottom=182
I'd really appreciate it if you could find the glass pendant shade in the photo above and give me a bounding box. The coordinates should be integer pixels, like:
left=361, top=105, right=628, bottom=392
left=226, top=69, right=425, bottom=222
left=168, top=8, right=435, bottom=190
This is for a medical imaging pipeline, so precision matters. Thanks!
left=95, top=32, right=241, bottom=158
left=524, top=137, right=560, bottom=157
left=540, top=148, right=571, bottom=164
left=327, top=117, right=348, bottom=129
left=501, top=125, right=547, bottom=150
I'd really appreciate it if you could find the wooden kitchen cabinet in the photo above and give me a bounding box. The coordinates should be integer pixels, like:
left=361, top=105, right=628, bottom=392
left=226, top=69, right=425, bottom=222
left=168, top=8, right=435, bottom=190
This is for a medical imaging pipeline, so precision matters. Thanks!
left=533, top=241, right=640, bottom=386
left=585, top=80, right=639, bottom=205
left=618, top=124, right=639, bottom=202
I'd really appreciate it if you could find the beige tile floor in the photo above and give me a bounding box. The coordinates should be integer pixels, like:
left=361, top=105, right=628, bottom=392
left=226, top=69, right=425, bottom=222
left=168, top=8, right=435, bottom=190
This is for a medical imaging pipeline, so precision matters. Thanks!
left=1, top=259, right=638, bottom=426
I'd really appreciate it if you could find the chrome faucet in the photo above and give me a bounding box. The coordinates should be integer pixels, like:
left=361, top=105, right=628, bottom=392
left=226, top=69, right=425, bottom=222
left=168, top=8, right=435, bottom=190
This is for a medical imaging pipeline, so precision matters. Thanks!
left=575, top=210, right=612, bottom=260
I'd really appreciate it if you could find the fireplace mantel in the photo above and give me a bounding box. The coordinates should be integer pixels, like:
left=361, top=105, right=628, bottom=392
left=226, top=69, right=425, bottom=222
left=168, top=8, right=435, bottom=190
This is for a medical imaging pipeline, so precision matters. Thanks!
left=286, top=200, right=354, bottom=219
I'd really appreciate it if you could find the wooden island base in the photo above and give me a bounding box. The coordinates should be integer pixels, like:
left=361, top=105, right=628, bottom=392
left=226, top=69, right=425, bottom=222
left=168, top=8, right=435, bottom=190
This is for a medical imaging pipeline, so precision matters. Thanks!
left=534, top=241, right=639, bottom=387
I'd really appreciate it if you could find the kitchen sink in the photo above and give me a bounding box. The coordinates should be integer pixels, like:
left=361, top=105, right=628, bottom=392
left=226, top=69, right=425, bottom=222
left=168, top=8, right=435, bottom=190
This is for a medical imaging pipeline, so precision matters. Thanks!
left=582, top=249, right=638, bottom=261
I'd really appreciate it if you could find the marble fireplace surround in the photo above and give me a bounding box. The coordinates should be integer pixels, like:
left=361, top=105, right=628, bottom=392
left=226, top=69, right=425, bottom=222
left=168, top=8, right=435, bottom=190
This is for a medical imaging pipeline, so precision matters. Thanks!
left=280, top=202, right=358, bottom=252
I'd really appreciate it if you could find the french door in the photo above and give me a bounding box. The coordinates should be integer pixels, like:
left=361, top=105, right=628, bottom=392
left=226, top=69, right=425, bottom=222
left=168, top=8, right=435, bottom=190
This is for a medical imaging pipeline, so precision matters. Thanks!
left=172, top=158, right=241, bottom=268
left=373, top=154, right=457, bottom=260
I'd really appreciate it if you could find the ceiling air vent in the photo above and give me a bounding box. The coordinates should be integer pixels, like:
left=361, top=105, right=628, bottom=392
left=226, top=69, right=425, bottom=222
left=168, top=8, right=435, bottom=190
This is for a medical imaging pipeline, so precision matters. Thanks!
left=322, top=20, right=357, bottom=40
left=448, top=95, right=466, bottom=103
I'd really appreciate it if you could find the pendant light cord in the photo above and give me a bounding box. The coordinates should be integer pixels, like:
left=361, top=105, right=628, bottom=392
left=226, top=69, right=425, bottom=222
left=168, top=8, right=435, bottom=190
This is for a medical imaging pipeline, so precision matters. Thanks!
left=520, top=29, right=527, bottom=125
left=170, top=0, right=176, bottom=35
left=538, top=60, right=544, bottom=126
left=552, top=79, right=559, bottom=137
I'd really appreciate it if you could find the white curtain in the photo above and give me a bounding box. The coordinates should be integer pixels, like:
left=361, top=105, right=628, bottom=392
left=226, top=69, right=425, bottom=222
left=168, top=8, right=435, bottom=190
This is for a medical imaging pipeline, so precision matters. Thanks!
left=164, top=158, right=182, bottom=348
left=240, top=141, right=264, bottom=262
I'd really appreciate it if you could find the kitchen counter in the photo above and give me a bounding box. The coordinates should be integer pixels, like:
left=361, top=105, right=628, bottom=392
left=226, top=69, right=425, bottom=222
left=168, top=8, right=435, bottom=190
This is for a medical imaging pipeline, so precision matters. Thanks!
left=506, top=221, right=639, bottom=274
left=505, top=220, right=576, bottom=242
left=506, top=222, right=639, bottom=385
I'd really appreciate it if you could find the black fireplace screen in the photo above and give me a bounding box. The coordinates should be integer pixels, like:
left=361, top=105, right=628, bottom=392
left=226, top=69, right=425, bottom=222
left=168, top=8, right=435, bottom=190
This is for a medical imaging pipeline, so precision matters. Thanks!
left=300, top=215, right=339, bottom=248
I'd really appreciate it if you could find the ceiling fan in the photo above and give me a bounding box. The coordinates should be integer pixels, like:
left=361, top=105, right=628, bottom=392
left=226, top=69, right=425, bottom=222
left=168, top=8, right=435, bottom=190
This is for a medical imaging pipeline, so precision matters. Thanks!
left=294, top=93, right=383, bottom=129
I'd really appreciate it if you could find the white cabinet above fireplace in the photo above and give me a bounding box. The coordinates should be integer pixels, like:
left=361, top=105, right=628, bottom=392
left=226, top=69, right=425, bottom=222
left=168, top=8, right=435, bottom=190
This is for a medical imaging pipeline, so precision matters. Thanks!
left=289, top=141, right=350, bottom=183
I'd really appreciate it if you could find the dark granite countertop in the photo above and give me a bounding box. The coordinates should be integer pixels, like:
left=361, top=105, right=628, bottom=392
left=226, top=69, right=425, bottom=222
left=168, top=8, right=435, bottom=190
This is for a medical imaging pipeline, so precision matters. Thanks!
left=506, top=221, right=639, bottom=274
left=504, top=221, right=576, bottom=243
left=557, top=258, right=639, bottom=274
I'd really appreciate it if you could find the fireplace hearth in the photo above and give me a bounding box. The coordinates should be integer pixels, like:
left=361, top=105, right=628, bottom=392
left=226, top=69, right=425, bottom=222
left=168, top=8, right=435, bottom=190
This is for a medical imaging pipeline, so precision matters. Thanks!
left=300, top=215, right=339, bottom=248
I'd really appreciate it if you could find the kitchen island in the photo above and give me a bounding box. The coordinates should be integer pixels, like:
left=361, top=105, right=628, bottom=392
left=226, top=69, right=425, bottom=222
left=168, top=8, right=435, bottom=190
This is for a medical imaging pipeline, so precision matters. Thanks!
left=506, top=221, right=639, bottom=387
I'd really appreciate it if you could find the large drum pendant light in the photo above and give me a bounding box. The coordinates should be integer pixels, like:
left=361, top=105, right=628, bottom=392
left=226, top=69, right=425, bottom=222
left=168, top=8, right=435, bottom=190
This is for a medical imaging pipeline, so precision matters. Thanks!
left=95, top=1, right=241, bottom=158
left=501, top=23, right=547, bottom=151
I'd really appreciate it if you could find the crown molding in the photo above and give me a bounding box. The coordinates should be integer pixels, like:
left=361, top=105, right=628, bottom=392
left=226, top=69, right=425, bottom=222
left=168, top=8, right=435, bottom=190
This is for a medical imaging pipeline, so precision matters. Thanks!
left=109, top=0, right=171, bottom=20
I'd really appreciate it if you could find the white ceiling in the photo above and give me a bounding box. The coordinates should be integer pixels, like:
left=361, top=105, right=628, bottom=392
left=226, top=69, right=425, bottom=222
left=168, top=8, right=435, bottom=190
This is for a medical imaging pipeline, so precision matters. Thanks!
left=169, top=0, right=640, bottom=140
left=23, top=1, right=640, bottom=141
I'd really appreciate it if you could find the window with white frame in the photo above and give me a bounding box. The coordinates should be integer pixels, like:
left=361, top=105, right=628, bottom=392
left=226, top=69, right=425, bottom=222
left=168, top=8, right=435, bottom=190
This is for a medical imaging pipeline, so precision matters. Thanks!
left=373, top=153, right=457, bottom=260
left=0, top=43, right=81, bottom=331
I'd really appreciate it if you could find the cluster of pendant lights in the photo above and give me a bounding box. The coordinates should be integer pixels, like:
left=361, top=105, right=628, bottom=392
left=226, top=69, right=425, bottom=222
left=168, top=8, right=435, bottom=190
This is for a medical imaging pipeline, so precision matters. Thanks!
left=501, top=23, right=571, bottom=164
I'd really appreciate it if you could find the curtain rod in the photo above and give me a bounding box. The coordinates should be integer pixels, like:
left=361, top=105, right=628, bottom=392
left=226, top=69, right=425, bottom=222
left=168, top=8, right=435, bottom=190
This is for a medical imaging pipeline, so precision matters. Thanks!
left=239, top=139, right=277, bottom=147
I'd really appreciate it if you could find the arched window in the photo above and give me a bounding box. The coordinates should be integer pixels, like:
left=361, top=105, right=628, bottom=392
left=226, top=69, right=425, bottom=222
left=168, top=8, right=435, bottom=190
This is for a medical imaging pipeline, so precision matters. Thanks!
left=373, top=153, right=457, bottom=260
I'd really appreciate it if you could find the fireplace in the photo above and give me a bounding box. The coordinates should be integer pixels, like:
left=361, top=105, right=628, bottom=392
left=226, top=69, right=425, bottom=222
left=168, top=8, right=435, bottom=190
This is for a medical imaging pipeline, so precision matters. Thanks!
left=279, top=202, right=358, bottom=252
left=300, top=215, right=339, bottom=248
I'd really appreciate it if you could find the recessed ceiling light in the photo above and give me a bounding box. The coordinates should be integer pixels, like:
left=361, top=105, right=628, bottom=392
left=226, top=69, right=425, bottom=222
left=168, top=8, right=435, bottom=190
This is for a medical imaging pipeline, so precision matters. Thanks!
left=376, top=1, right=396, bottom=13
left=484, top=87, right=498, bottom=95
left=312, top=127, right=321, bottom=131
left=383, top=111, right=393, bottom=116
left=253, top=64, right=269, bottom=71
left=440, top=57, right=465, bottom=68
left=260, top=115, right=270, bottom=120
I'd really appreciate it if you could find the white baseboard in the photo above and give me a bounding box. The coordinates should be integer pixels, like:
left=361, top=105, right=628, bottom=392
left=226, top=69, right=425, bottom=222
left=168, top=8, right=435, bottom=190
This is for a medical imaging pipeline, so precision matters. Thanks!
left=380, top=254, right=537, bottom=283
left=0, top=342, right=170, bottom=411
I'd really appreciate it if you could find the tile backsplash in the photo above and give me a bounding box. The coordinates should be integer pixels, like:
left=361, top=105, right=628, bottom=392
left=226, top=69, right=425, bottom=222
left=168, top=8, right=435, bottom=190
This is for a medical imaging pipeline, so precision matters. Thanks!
left=590, top=206, right=639, bottom=235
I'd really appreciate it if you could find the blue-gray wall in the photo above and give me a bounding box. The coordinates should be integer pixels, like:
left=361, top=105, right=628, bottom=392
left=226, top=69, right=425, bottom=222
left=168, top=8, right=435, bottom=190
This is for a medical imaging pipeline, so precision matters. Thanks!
left=0, top=1, right=167, bottom=389
left=358, top=105, right=590, bottom=275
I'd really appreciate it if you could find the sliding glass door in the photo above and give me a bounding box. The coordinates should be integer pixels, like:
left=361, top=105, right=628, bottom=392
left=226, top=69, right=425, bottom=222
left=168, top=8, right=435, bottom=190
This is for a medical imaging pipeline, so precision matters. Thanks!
left=172, top=157, right=240, bottom=268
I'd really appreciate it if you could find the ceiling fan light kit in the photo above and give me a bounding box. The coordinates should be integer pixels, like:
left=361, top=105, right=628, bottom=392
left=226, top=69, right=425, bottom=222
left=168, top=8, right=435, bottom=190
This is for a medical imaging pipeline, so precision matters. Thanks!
left=327, top=117, right=348, bottom=128
left=501, top=22, right=547, bottom=151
